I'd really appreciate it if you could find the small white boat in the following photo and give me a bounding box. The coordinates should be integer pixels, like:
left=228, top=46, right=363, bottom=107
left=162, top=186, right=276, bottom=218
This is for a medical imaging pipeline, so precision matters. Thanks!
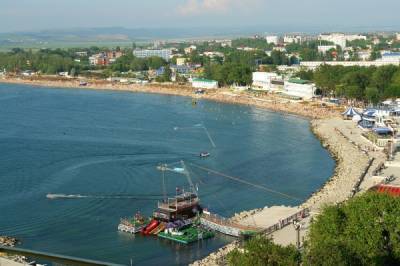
left=200, top=152, right=210, bottom=158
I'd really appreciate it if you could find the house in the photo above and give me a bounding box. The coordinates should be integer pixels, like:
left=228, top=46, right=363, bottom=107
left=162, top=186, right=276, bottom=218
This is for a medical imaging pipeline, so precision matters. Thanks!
left=283, top=78, right=317, bottom=100
left=191, top=78, right=218, bottom=89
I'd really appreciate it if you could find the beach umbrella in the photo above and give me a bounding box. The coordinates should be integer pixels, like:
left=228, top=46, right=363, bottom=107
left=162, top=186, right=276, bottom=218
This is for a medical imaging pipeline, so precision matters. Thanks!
left=342, top=106, right=360, bottom=117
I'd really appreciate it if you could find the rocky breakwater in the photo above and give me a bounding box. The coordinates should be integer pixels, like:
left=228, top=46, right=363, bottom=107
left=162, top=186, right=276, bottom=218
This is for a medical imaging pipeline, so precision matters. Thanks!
left=0, top=236, right=19, bottom=247
left=303, top=118, right=386, bottom=211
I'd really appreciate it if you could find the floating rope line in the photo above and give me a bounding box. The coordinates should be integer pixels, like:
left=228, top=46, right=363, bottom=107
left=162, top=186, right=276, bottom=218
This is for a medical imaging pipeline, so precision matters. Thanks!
left=189, top=163, right=302, bottom=202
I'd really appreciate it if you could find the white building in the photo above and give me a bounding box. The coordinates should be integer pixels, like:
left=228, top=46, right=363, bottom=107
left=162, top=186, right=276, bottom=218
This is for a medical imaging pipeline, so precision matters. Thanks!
left=191, top=78, right=218, bottom=89
left=176, top=58, right=186, bottom=66
left=379, top=52, right=400, bottom=62
left=319, top=33, right=367, bottom=48
left=300, top=60, right=400, bottom=70
left=284, top=79, right=317, bottom=100
left=184, top=45, right=197, bottom=54
left=357, top=50, right=372, bottom=61
left=266, top=35, right=279, bottom=45
left=133, top=49, right=172, bottom=61
left=318, top=45, right=337, bottom=53
left=203, top=51, right=224, bottom=58
left=252, top=72, right=280, bottom=91
left=284, top=35, right=302, bottom=44
left=396, top=33, right=400, bottom=41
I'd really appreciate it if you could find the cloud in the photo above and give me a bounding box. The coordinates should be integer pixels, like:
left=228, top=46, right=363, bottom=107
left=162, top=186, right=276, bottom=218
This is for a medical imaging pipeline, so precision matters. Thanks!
left=177, top=0, right=259, bottom=16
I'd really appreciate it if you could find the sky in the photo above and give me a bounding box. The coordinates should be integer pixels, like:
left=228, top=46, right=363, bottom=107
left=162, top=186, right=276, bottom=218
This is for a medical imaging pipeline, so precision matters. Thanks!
left=0, top=0, right=399, bottom=33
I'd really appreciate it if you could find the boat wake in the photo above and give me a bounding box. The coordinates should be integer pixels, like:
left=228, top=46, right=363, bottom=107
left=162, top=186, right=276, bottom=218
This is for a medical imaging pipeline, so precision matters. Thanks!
left=46, top=193, right=164, bottom=200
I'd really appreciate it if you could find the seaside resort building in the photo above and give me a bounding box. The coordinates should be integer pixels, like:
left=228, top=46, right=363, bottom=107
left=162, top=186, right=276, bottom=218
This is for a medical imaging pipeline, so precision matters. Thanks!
left=252, top=72, right=282, bottom=91
left=283, top=78, right=317, bottom=100
left=191, top=78, right=218, bottom=89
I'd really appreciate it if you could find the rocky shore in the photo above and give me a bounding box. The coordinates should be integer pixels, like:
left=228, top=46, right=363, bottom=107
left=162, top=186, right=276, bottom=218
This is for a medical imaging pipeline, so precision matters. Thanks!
left=0, top=236, right=19, bottom=247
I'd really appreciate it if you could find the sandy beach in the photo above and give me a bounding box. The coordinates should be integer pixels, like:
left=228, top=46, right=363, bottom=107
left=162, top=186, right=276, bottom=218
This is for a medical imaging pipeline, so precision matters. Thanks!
left=0, top=76, right=387, bottom=265
left=0, top=76, right=339, bottom=119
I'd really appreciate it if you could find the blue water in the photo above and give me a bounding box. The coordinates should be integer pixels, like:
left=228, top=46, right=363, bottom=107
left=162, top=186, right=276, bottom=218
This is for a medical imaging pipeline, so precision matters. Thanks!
left=0, top=84, right=335, bottom=265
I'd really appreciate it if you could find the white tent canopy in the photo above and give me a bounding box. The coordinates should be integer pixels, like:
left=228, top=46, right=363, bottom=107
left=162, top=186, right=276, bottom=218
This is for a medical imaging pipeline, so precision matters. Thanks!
left=342, top=106, right=361, bottom=117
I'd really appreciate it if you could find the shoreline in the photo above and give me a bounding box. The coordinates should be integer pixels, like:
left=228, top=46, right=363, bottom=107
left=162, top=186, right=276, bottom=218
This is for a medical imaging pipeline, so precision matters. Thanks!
left=1, top=77, right=384, bottom=265
left=0, top=77, right=339, bottom=120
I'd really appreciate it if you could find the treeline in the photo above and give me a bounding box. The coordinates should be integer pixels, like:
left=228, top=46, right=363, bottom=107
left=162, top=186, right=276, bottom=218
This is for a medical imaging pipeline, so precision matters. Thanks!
left=297, top=65, right=400, bottom=103
left=111, top=54, right=167, bottom=72
left=228, top=192, right=400, bottom=265
left=0, top=48, right=79, bottom=74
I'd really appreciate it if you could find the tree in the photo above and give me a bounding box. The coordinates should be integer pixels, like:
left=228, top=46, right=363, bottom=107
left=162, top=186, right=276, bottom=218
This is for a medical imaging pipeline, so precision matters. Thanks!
left=365, top=87, right=380, bottom=104
left=304, top=192, right=400, bottom=266
left=227, top=236, right=301, bottom=266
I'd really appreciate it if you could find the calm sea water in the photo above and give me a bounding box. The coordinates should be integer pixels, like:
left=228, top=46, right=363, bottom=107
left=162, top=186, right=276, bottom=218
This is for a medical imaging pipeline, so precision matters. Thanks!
left=0, top=84, right=335, bottom=265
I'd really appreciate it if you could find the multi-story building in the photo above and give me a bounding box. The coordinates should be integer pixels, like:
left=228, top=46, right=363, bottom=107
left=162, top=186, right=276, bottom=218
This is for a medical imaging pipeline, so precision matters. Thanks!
left=133, top=49, right=172, bottom=61
left=89, top=53, right=108, bottom=66
left=266, top=35, right=279, bottom=45
left=176, top=58, right=187, bottom=66
left=319, top=33, right=367, bottom=48
left=284, top=35, right=302, bottom=44
left=252, top=72, right=281, bottom=91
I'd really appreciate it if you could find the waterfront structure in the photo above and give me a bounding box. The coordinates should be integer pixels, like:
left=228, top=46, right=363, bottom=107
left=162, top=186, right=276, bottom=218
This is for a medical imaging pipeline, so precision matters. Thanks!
left=191, top=78, right=218, bottom=89
left=266, top=35, right=279, bottom=45
left=133, top=49, right=172, bottom=61
left=252, top=72, right=281, bottom=91
left=283, top=78, right=317, bottom=100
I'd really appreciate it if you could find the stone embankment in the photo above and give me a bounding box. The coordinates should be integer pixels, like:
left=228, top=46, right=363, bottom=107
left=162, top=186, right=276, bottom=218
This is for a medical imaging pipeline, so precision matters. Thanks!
left=0, top=236, right=19, bottom=247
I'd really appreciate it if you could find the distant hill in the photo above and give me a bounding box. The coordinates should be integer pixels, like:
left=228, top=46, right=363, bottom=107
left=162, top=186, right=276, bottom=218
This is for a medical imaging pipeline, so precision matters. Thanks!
left=0, top=26, right=264, bottom=49
left=0, top=25, right=397, bottom=49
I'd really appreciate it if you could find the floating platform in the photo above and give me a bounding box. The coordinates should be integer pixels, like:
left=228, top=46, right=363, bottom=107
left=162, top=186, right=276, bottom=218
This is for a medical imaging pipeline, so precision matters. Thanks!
left=158, top=226, right=214, bottom=244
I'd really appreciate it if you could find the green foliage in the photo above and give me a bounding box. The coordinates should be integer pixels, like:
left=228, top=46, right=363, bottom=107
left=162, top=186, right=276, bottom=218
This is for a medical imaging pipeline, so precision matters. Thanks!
left=232, top=38, right=274, bottom=50
left=204, top=62, right=252, bottom=86
left=312, top=64, right=400, bottom=102
left=304, top=192, right=400, bottom=266
left=227, top=236, right=301, bottom=266
left=365, top=87, right=380, bottom=104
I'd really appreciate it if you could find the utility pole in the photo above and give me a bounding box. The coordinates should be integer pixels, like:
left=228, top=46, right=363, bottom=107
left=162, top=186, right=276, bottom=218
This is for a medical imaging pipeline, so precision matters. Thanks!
left=292, top=220, right=301, bottom=249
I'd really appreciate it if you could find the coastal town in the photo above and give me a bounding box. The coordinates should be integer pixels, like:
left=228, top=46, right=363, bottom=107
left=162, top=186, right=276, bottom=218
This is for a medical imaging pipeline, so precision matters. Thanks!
left=1, top=3, right=400, bottom=263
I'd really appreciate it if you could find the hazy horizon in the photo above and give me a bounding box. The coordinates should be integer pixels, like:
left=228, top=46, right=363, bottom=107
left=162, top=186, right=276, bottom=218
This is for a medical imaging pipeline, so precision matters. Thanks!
left=1, top=0, right=399, bottom=34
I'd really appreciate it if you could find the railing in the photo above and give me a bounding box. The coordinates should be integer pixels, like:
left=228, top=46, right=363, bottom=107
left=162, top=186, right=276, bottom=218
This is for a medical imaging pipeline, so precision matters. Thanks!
left=259, top=208, right=310, bottom=235
left=202, top=213, right=259, bottom=231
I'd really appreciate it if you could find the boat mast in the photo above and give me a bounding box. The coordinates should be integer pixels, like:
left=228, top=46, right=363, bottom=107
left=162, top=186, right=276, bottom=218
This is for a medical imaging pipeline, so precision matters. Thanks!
left=180, top=160, right=196, bottom=196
